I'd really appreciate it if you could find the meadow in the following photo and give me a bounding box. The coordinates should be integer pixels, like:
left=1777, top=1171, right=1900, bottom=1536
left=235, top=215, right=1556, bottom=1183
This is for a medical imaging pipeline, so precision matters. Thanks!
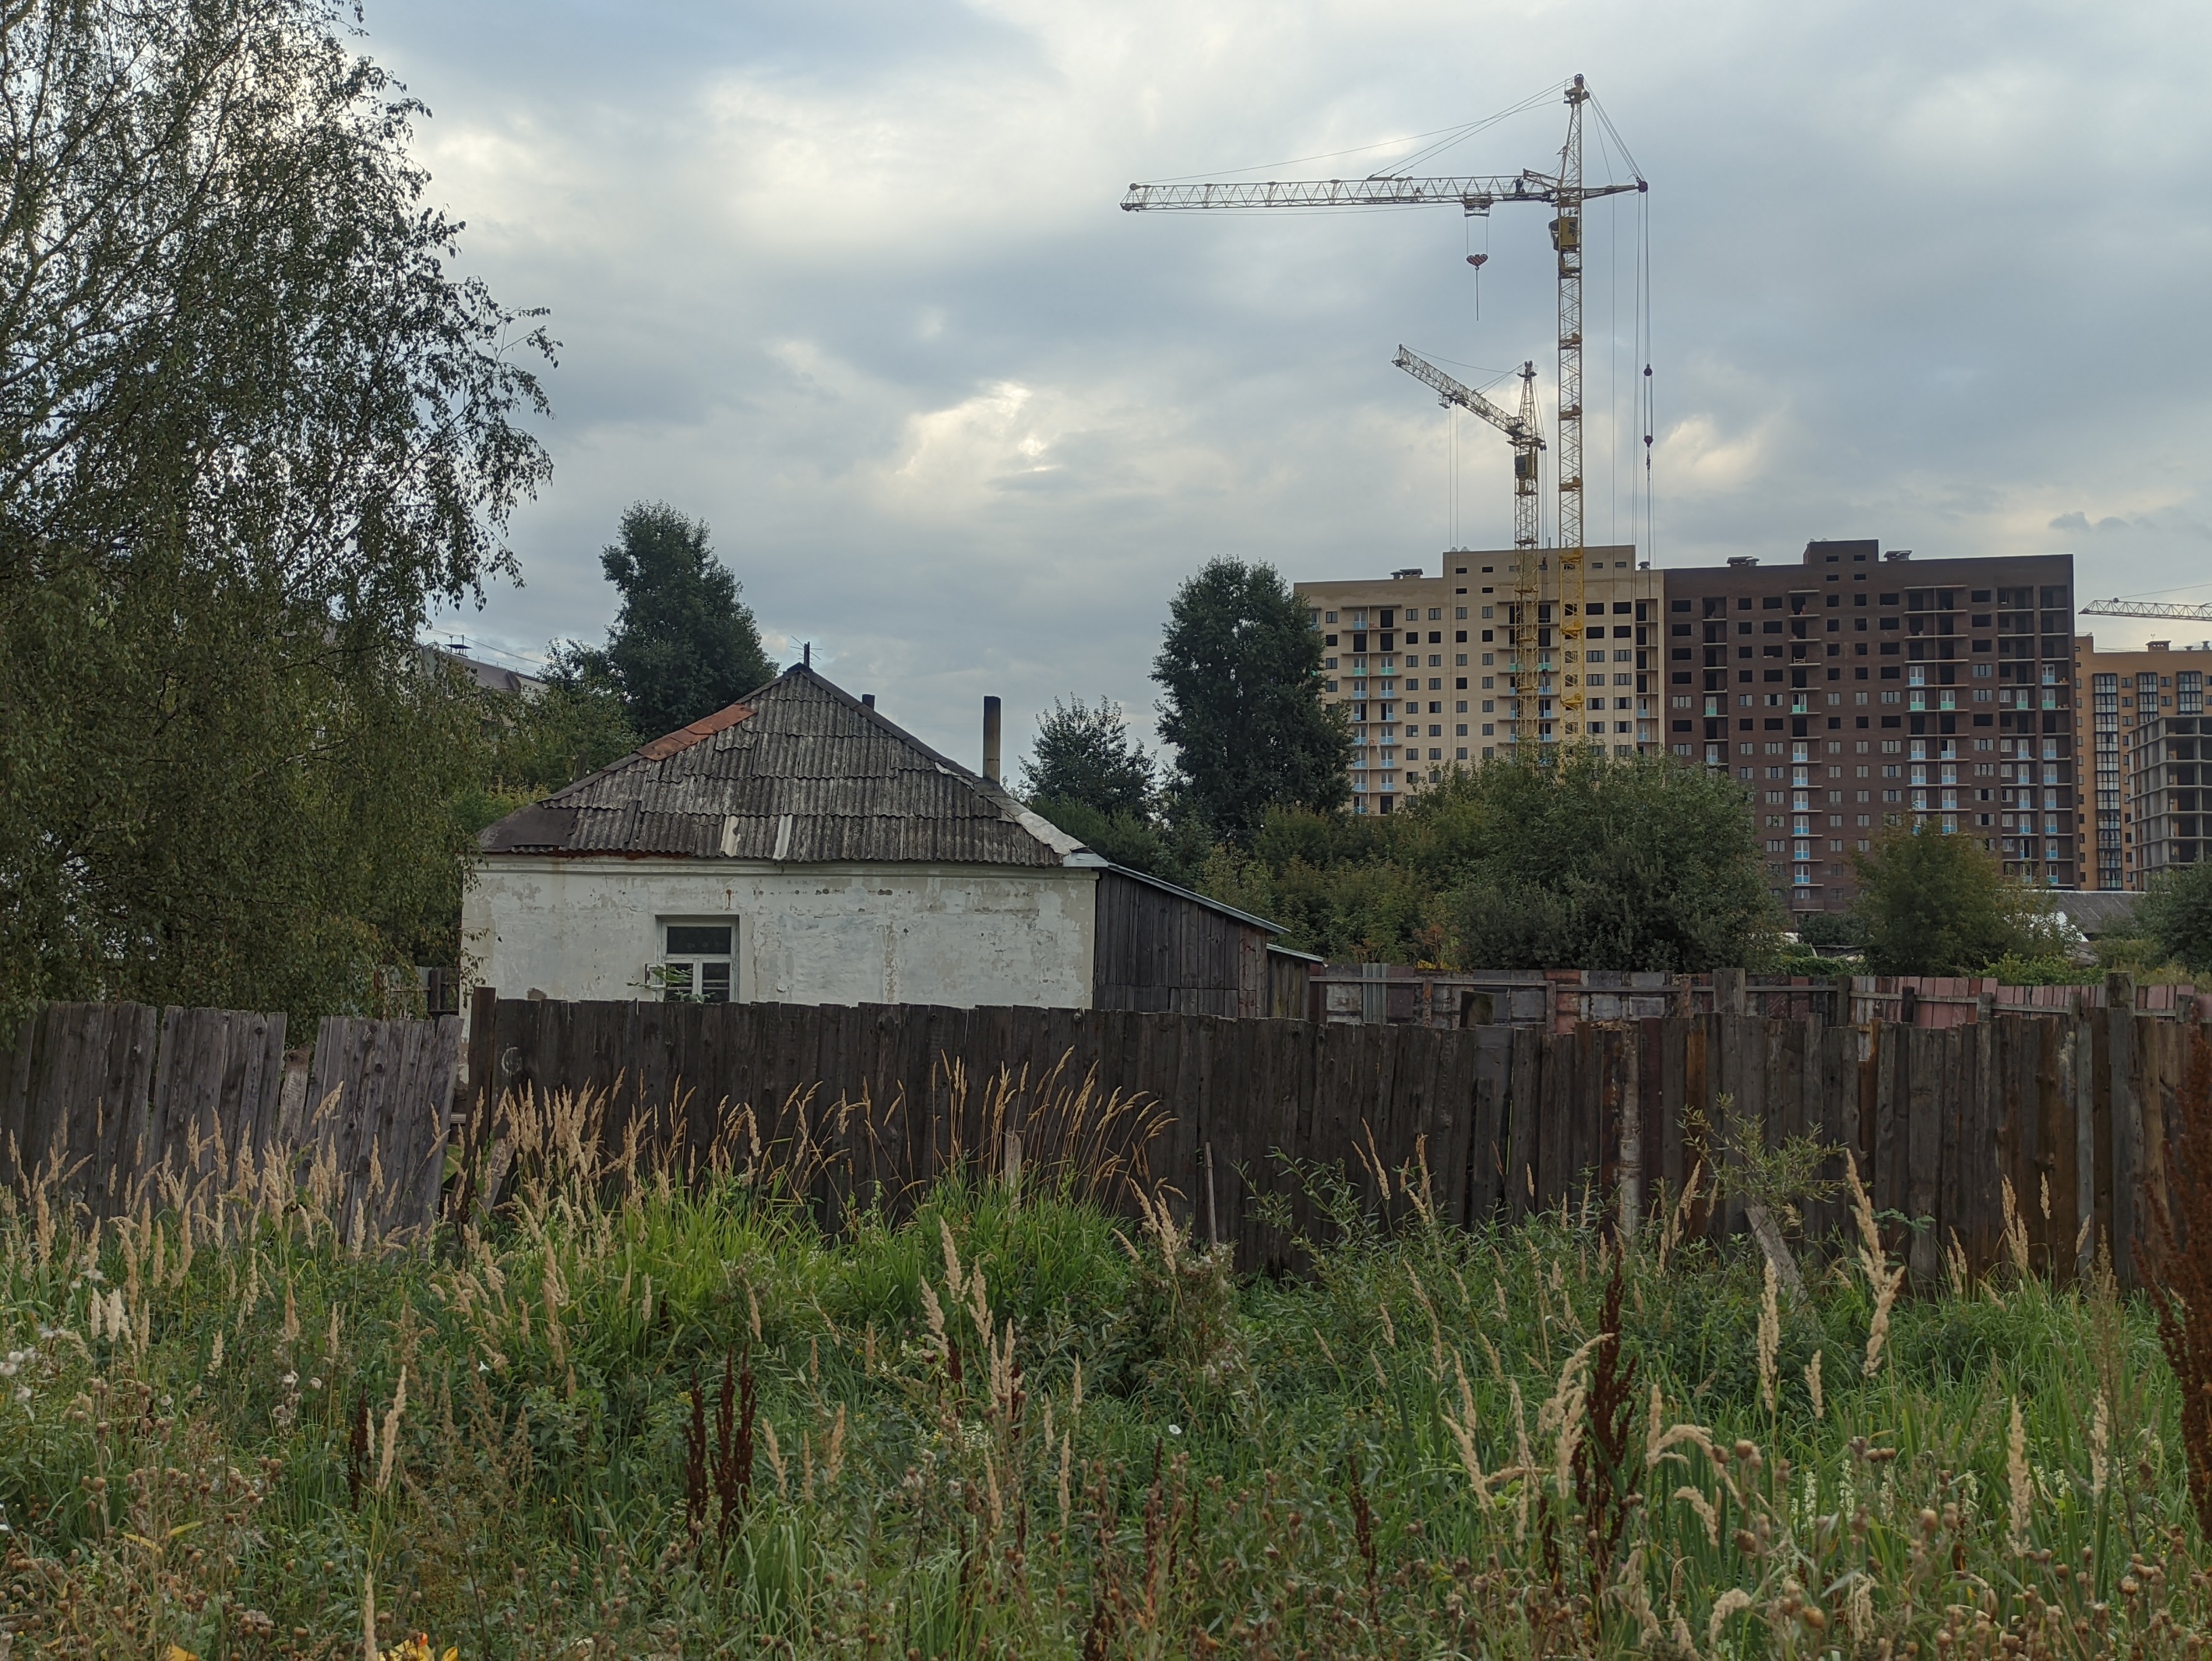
left=2, top=1090, right=2208, bottom=1659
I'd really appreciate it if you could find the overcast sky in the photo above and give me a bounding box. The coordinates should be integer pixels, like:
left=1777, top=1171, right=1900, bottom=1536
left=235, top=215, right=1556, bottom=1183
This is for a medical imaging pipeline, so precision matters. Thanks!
left=389, top=0, right=2212, bottom=771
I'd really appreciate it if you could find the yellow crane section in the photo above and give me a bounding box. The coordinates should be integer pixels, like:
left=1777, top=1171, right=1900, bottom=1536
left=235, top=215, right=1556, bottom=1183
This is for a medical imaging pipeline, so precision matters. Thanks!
left=1392, top=347, right=1544, bottom=746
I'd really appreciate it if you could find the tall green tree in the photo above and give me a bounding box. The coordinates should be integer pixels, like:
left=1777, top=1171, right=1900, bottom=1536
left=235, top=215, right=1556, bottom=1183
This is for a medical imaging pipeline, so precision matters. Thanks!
left=1189, top=751, right=1779, bottom=969
left=1152, top=559, right=1351, bottom=844
left=570, top=503, right=776, bottom=739
left=450, top=660, right=639, bottom=840
left=1850, top=825, right=2054, bottom=975
left=1433, top=750, right=1780, bottom=972
left=0, top=0, right=552, bottom=1022
left=2136, top=861, right=2212, bottom=975
left=1020, top=696, right=1156, bottom=820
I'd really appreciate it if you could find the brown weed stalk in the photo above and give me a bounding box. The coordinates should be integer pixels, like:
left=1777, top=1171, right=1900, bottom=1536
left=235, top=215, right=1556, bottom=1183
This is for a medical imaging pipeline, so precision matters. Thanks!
left=681, top=1345, right=758, bottom=1553
left=1573, top=1250, right=1642, bottom=1605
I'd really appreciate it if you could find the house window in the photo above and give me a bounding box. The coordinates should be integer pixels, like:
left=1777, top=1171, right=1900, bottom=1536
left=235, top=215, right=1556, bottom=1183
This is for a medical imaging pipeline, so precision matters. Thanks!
left=661, top=920, right=734, bottom=1003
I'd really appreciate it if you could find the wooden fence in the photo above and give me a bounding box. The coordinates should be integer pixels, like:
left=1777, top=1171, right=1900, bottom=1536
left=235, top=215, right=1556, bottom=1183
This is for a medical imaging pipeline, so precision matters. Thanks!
left=1309, top=965, right=2212, bottom=1032
left=0, top=1002, right=462, bottom=1238
left=470, top=993, right=2212, bottom=1285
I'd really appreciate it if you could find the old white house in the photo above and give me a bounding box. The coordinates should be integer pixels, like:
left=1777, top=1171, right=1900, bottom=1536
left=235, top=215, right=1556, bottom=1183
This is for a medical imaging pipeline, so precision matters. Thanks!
left=464, top=666, right=1309, bottom=1015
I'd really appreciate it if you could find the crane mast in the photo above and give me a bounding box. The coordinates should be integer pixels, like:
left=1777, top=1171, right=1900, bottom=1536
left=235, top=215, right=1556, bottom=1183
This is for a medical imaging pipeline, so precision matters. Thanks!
left=1122, top=74, right=1644, bottom=757
left=1392, top=347, right=1545, bottom=746
left=1552, top=77, right=1589, bottom=731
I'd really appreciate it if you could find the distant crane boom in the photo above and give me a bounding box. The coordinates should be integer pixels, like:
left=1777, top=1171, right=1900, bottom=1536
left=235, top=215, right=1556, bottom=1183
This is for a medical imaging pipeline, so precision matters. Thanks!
left=2080, top=598, right=2212, bottom=621
left=1391, top=346, right=1536, bottom=443
left=1119, top=175, right=1642, bottom=212
left=1395, top=349, right=1546, bottom=708
left=1393, top=345, right=1542, bottom=553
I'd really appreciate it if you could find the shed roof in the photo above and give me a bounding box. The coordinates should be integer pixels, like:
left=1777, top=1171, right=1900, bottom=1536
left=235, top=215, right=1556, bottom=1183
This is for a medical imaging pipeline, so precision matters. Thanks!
left=478, top=665, right=1091, bottom=867
left=2047, top=890, right=2140, bottom=938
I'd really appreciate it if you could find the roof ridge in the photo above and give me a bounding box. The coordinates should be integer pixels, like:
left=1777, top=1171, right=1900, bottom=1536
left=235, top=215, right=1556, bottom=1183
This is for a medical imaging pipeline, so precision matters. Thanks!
left=483, top=663, right=1096, bottom=867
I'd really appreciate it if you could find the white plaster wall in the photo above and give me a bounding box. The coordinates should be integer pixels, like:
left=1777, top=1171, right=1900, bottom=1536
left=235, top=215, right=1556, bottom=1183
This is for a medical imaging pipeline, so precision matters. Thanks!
left=460, top=858, right=1100, bottom=1009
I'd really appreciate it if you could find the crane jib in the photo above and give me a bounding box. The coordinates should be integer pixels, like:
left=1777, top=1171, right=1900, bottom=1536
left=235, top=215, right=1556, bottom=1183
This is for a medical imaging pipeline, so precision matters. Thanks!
left=1118, top=178, right=1643, bottom=211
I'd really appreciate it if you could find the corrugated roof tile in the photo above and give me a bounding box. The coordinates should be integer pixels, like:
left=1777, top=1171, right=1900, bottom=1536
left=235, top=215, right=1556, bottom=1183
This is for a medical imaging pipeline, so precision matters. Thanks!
left=479, top=666, right=1067, bottom=867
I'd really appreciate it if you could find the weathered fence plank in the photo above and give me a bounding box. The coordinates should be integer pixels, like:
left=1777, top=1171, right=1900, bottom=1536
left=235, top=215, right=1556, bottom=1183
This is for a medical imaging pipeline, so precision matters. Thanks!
left=13, top=991, right=2207, bottom=1286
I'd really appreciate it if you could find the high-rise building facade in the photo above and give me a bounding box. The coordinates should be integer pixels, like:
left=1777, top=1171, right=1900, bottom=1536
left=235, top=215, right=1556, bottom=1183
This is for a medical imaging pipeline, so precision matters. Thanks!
left=1295, top=547, right=1659, bottom=814
left=2076, top=637, right=2210, bottom=888
left=1296, top=541, right=2076, bottom=899
left=1658, top=540, right=2076, bottom=912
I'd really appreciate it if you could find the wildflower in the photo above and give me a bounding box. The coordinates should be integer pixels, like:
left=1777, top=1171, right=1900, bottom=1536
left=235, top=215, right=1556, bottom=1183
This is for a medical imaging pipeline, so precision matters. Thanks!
left=1168, top=1424, right=1183, bottom=1437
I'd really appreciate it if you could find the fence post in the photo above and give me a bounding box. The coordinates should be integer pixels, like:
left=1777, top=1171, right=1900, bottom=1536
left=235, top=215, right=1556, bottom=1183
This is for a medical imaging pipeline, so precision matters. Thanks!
left=1714, top=968, right=1748, bottom=1017
left=1617, top=1025, right=1642, bottom=1240
left=2108, top=973, right=2141, bottom=1285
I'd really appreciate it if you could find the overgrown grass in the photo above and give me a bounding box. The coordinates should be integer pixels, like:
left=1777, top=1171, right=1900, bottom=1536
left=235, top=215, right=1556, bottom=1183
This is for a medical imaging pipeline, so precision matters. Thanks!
left=2, top=1117, right=2207, bottom=1657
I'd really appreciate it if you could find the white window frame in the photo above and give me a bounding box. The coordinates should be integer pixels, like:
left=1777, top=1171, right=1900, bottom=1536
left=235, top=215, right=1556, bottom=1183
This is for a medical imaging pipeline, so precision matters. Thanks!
left=659, top=916, right=738, bottom=1003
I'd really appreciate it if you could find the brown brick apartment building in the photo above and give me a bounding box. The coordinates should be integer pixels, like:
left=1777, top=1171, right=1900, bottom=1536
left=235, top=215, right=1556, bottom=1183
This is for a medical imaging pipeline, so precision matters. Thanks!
left=2075, top=636, right=2210, bottom=889
left=1658, top=539, right=2076, bottom=912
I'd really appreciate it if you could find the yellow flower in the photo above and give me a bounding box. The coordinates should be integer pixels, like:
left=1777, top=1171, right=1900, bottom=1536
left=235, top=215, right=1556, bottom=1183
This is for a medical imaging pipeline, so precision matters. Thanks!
left=375, top=1638, right=455, bottom=1661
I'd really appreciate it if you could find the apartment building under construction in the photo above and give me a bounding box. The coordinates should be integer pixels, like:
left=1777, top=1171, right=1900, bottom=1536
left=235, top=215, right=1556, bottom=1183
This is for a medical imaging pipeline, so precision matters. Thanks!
left=1298, top=539, right=2079, bottom=912
left=1294, top=546, right=1661, bottom=814
left=2073, top=636, right=2210, bottom=890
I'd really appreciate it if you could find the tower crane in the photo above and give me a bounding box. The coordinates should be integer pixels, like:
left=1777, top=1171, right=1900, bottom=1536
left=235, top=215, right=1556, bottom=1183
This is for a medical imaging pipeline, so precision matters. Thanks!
left=1392, top=347, right=1545, bottom=745
left=2080, top=598, right=2212, bottom=622
left=1123, top=74, right=1646, bottom=741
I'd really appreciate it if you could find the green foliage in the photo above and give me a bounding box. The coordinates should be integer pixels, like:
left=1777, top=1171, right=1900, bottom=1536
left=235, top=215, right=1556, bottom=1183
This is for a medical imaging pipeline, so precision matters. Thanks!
left=1795, top=909, right=1866, bottom=950
left=566, top=502, right=777, bottom=741
left=485, top=661, right=639, bottom=796
left=1435, top=749, right=1782, bottom=971
left=1771, top=940, right=1855, bottom=979
left=2095, top=933, right=2183, bottom=976
left=1981, top=952, right=2101, bottom=986
left=7, top=1155, right=2209, bottom=1655
left=0, top=0, right=551, bottom=1023
left=1851, top=824, right=2062, bottom=975
left=1019, top=696, right=1156, bottom=820
left=1199, top=840, right=1447, bottom=964
left=1153, top=559, right=1351, bottom=842
left=1182, top=750, right=1780, bottom=970
left=1024, top=795, right=1214, bottom=887
left=2136, top=860, right=2212, bottom=975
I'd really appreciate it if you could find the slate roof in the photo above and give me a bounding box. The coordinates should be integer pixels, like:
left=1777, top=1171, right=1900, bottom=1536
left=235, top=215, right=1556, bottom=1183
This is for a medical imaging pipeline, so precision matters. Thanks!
left=479, top=665, right=1087, bottom=867
left=2047, top=890, right=2140, bottom=938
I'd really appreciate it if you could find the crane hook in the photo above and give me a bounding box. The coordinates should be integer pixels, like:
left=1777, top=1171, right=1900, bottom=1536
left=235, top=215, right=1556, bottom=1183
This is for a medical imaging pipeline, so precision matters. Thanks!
left=1465, top=253, right=1488, bottom=268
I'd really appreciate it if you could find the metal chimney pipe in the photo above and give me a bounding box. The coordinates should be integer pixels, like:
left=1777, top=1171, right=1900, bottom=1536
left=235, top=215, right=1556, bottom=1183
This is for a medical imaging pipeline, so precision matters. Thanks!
left=983, top=696, right=1002, bottom=784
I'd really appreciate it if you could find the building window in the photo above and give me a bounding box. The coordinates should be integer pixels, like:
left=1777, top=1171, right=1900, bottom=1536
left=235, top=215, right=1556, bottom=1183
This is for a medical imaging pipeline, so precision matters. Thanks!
left=661, top=921, right=734, bottom=1003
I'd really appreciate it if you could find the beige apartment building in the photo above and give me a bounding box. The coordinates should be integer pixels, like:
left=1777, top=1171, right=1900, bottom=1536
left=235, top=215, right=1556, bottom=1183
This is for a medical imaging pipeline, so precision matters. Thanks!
left=1295, top=547, right=1661, bottom=814
left=2074, top=635, right=2210, bottom=890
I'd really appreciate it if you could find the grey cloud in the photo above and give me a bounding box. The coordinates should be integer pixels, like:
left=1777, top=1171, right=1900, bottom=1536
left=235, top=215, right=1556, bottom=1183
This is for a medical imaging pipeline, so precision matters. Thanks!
left=382, top=0, right=2212, bottom=763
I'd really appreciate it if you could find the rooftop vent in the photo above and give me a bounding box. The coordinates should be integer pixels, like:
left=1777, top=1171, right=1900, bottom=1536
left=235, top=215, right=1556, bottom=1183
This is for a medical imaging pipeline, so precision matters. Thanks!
left=1727, top=556, right=1759, bottom=568
left=1884, top=549, right=1913, bottom=561
left=1390, top=566, right=1423, bottom=580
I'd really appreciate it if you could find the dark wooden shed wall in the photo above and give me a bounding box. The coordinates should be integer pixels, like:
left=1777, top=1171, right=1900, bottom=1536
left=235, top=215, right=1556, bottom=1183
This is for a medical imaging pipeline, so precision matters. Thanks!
left=1091, top=871, right=1269, bottom=1018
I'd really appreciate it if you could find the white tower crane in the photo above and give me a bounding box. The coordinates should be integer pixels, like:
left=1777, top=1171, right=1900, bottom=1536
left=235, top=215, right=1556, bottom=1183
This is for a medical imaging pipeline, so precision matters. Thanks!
left=1122, top=75, right=1646, bottom=736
